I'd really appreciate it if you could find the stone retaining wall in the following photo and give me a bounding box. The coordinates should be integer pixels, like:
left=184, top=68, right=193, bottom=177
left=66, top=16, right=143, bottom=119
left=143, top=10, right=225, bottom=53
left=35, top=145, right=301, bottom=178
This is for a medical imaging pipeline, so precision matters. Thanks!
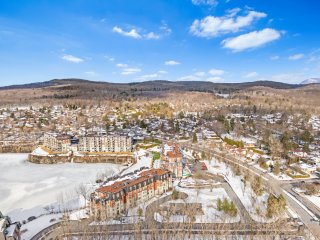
left=28, top=154, right=134, bottom=164
left=28, top=154, right=70, bottom=164
left=0, top=144, right=35, bottom=153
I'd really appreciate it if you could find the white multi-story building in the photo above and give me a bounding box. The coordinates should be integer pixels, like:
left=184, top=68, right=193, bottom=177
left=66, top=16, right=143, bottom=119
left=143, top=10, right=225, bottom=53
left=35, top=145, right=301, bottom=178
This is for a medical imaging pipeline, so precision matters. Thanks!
left=43, top=133, right=132, bottom=153
left=77, top=135, right=132, bottom=153
left=43, top=133, right=71, bottom=152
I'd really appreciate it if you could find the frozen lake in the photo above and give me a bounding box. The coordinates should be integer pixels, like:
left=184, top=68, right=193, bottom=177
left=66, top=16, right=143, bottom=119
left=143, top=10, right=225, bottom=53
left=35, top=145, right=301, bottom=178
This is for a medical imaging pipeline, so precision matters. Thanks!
left=0, top=153, right=124, bottom=221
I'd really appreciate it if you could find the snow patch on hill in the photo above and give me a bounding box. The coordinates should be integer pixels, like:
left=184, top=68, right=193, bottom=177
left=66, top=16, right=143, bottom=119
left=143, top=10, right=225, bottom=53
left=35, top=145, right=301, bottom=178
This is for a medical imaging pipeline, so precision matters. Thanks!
left=300, top=78, right=320, bottom=84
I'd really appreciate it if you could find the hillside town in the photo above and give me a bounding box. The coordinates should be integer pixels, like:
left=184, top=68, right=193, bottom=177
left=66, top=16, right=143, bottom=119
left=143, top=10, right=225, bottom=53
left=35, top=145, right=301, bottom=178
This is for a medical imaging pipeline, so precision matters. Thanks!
left=0, top=102, right=319, bottom=239
left=1, top=104, right=319, bottom=176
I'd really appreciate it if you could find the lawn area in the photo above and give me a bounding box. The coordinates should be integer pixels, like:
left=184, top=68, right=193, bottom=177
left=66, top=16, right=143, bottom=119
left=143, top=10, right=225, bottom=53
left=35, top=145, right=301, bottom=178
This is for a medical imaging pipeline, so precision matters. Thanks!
left=152, top=151, right=160, bottom=160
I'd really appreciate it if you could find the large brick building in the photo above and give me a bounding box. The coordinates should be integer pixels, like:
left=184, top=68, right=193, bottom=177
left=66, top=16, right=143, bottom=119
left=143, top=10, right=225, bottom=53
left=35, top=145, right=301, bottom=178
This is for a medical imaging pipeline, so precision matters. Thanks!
left=91, top=169, right=172, bottom=219
left=161, top=142, right=184, bottom=178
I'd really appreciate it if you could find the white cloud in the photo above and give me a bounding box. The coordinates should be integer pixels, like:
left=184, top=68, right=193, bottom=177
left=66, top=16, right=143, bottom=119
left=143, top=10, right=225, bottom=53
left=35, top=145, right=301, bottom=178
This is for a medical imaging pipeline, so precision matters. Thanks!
left=113, top=26, right=142, bottom=39
left=165, top=60, right=180, bottom=66
left=160, top=22, right=172, bottom=35
left=209, top=68, right=225, bottom=75
left=157, top=70, right=168, bottom=74
left=270, top=55, right=279, bottom=60
left=192, top=0, right=218, bottom=6
left=116, top=63, right=128, bottom=68
left=288, top=53, right=304, bottom=60
left=178, top=69, right=223, bottom=81
left=104, top=56, right=115, bottom=62
left=195, top=71, right=206, bottom=77
left=61, top=54, right=84, bottom=63
left=243, top=71, right=258, bottom=78
left=121, top=68, right=141, bottom=75
left=270, top=72, right=306, bottom=83
left=135, top=73, right=160, bottom=81
left=190, top=10, right=266, bottom=38
left=222, top=28, right=281, bottom=52
left=178, top=75, right=202, bottom=81
left=136, top=70, right=167, bottom=81
left=113, top=23, right=171, bottom=40
left=85, top=71, right=96, bottom=76
left=138, top=73, right=158, bottom=79
left=207, top=76, right=223, bottom=82
left=144, top=32, right=160, bottom=39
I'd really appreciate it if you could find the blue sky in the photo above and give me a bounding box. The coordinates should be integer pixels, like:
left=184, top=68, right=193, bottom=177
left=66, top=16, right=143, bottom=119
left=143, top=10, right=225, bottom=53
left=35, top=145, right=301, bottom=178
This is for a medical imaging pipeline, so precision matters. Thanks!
left=0, top=0, right=320, bottom=86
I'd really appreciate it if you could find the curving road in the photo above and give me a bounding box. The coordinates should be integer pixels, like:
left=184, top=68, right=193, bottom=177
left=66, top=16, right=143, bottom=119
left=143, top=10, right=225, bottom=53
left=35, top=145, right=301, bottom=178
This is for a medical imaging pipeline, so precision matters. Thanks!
left=180, top=141, right=320, bottom=239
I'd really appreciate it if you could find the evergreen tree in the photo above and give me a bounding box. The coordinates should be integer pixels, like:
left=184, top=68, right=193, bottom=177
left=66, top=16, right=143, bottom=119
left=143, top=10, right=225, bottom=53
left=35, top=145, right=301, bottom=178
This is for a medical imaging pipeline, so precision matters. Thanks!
left=252, top=176, right=264, bottom=196
left=217, top=198, right=222, bottom=211
left=273, top=161, right=281, bottom=175
left=192, top=132, right=197, bottom=143
left=137, top=207, right=143, bottom=217
left=303, top=143, right=310, bottom=154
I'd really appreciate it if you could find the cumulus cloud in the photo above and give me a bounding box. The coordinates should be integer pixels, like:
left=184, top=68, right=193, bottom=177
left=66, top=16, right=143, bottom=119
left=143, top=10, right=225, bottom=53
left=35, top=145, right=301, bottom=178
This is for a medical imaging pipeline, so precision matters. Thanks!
left=113, top=26, right=142, bottom=39
left=178, top=69, right=226, bottom=81
left=61, top=54, right=84, bottom=63
left=222, top=28, right=281, bottom=52
left=270, top=72, right=306, bottom=83
left=178, top=75, right=202, bottom=81
left=145, top=32, right=160, bottom=39
left=190, top=10, right=266, bottom=38
left=209, top=68, right=225, bottom=75
left=116, top=63, right=128, bottom=68
left=121, top=68, right=141, bottom=75
left=288, top=53, right=304, bottom=60
left=165, top=60, right=180, bottom=66
left=195, top=71, right=206, bottom=77
left=85, top=71, right=96, bottom=76
left=135, top=70, right=167, bottom=81
left=157, top=70, right=168, bottom=74
left=137, top=73, right=158, bottom=79
left=160, top=22, right=172, bottom=35
left=113, top=23, right=171, bottom=40
left=270, top=55, right=279, bottom=60
left=207, top=76, right=223, bottom=82
left=192, top=0, right=218, bottom=6
left=243, top=71, right=258, bottom=78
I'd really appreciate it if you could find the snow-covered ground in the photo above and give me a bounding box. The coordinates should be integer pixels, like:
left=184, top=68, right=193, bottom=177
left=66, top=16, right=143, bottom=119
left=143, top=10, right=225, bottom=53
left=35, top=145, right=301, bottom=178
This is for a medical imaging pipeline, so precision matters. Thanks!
left=69, top=208, right=90, bottom=221
left=0, top=153, right=124, bottom=222
left=205, top=158, right=280, bottom=223
left=30, top=146, right=49, bottom=156
left=269, top=172, right=293, bottom=181
left=20, top=213, right=62, bottom=240
left=122, top=149, right=153, bottom=174
left=305, top=195, right=320, bottom=210
left=155, top=183, right=240, bottom=223
left=293, top=188, right=320, bottom=209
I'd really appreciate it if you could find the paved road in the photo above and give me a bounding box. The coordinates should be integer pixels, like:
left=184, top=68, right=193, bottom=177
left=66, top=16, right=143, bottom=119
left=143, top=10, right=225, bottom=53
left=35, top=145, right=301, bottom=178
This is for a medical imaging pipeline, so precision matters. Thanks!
left=38, top=140, right=318, bottom=239
left=43, top=192, right=301, bottom=239
left=284, top=181, right=320, bottom=214
left=180, top=141, right=320, bottom=239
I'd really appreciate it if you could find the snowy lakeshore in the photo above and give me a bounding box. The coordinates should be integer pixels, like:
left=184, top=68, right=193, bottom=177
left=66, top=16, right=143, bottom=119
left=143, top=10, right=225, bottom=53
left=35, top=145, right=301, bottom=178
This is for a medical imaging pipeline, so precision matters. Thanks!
left=0, top=153, right=124, bottom=222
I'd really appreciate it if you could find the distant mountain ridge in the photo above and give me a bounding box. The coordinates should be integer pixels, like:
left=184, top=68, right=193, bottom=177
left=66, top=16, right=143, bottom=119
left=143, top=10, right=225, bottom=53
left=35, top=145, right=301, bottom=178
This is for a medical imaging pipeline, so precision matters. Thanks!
left=0, top=78, right=318, bottom=105
left=300, top=78, right=320, bottom=85
left=0, top=78, right=302, bottom=91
